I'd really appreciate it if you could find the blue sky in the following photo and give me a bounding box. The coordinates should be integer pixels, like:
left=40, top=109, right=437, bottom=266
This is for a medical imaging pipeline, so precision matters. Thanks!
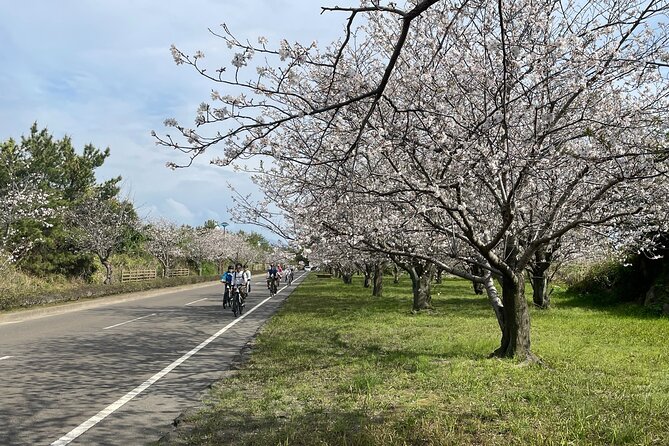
left=0, top=1, right=356, bottom=238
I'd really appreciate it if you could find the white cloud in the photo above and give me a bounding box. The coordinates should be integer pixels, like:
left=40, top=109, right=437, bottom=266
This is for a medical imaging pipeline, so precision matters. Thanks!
left=165, top=198, right=195, bottom=222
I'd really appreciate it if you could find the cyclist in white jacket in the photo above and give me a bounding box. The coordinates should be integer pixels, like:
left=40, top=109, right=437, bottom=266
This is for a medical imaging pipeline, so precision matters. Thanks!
left=243, top=264, right=252, bottom=294
left=231, top=263, right=248, bottom=304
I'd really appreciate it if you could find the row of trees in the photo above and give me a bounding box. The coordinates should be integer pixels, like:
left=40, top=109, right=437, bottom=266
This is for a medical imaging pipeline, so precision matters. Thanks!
left=160, top=0, right=669, bottom=361
left=0, top=125, right=276, bottom=285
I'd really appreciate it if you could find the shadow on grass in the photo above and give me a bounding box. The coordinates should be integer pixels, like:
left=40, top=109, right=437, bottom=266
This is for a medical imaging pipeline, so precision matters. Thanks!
left=289, top=277, right=493, bottom=320
left=550, top=288, right=661, bottom=319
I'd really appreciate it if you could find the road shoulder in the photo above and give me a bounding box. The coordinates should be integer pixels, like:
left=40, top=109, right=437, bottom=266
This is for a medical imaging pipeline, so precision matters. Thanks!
left=0, top=281, right=221, bottom=324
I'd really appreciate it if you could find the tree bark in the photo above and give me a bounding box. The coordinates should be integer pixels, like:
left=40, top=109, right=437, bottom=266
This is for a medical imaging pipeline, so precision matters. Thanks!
left=372, top=263, right=383, bottom=297
left=493, top=272, right=536, bottom=361
left=528, top=245, right=556, bottom=309
left=101, top=258, right=113, bottom=285
left=363, top=263, right=372, bottom=288
left=408, top=262, right=434, bottom=311
left=342, top=273, right=353, bottom=284
left=393, top=264, right=400, bottom=284
left=531, top=272, right=550, bottom=309
left=471, top=264, right=485, bottom=295
left=482, top=275, right=505, bottom=332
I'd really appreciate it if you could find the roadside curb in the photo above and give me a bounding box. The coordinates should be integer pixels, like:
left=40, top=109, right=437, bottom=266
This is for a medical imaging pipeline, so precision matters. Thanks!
left=0, top=281, right=220, bottom=324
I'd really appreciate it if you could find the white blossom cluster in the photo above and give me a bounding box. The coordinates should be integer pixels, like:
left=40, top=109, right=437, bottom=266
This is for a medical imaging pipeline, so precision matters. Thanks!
left=0, top=173, right=55, bottom=266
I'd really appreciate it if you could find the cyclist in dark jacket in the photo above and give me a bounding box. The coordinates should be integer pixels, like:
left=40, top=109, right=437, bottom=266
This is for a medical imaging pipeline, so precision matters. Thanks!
left=266, top=263, right=281, bottom=289
left=220, top=265, right=234, bottom=308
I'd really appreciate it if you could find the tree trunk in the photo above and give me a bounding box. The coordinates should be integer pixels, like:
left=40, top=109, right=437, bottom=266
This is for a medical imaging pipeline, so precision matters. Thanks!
left=409, top=263, right=434, bottom=311
left=471, top=264, right=485, bottom=295
left=482, top=275, right=504, bottom=332
left=528, top=246, right=554, bottom=309
left=493, top=272, right=536, bottom=361
left=531, top=272, right=550, bottom=309
left=435, top=269, right=443, bottom=284
left=101, top=258, right=113, bottom=285
left=372, top=263, right=383, bottom=297
left=342, top=273, right=353, bottom=284
left=393, top=264, right=400, bottom=284
left=363, top=263, right=372, bottom=288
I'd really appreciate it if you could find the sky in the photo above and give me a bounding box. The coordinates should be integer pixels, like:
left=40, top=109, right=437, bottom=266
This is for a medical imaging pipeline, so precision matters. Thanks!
left=0, top=0, right=357, bottom=238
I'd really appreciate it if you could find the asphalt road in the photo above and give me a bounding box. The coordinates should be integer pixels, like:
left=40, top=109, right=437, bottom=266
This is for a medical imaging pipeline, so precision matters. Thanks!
left=0, top=272, right=306, bottom=445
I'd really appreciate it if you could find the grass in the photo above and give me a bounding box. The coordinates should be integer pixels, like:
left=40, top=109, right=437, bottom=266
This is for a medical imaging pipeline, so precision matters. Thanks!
left=162, top=275, right=669, bottom=446
left=0, top=265, right=219, bottom=312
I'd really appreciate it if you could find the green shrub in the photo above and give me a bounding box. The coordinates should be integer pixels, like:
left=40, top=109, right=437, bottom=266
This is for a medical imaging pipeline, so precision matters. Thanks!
left=567, top=252, right=669, bottom=311
left=568, top=260, right=626, bottom=294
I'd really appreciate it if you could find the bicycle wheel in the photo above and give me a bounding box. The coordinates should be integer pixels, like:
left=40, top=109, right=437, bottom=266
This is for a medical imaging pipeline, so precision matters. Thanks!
left=238, top=295, right=244, bottom=315
left=232, top=292, right=239, bottom=317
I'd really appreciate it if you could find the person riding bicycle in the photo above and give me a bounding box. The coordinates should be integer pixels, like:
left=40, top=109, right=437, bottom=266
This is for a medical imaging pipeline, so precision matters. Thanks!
left=243, top=264, right=252, bottom=294
left=266, top=263, right=281, bottom=290
left=220, top=265, right=234, bottom=308
left=231, top=263, right=248, bottom=306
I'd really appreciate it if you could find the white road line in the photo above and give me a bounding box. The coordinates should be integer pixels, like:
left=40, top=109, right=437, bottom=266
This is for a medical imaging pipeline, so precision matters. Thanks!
left=0, top=356, right=13, bottom=361
left=50, top=273, right=305, bottom=446
left=184, top=297, right=209, bottom=306
left=0, top=320, right=22, bottom=326
left=102, top=313, right=156, bottom=330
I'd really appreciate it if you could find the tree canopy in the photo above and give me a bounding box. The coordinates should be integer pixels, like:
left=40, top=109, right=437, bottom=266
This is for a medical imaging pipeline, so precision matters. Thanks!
left=159, top=0, right=669, bottom=361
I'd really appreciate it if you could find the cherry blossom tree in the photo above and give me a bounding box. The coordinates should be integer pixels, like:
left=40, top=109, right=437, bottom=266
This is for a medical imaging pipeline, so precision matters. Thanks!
left=181, top=226, right=219, bottom=275
left=159, top=0, right=669, bottom=361
left=68, top=193, right=138, bottom=284
left=0, top=177, right=54, bottom=268
left=0, top=141, right=55, bottom=267
left=143, top=218, right=185, bottom=277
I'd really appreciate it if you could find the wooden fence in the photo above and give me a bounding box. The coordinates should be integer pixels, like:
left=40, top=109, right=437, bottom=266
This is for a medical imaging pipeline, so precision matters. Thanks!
left=167, top=268, right=190, bottom=278
left=121, top=269, right=157, bottom=283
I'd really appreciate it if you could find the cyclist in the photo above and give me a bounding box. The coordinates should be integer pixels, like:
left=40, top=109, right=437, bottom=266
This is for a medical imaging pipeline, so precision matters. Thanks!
left=287, top=267, right=295, bottom=285
left=231, top=263, right=248, bottom=307
left=220, top=265, right=234, bottom=308
left=266, top=263, right=281, bottom=292
left=243, top=264, right=252, bottom=294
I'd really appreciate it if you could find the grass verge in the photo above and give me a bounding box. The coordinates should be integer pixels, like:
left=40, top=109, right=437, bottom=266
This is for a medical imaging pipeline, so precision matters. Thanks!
left=162, top=275, right=669, bottom=445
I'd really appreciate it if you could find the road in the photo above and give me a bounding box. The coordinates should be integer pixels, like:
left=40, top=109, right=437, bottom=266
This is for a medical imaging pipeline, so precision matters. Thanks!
left=0, top=273, right=306, bottom=445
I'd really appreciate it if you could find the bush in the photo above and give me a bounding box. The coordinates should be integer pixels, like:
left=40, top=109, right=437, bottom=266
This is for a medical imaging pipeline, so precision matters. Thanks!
left=0, top=274, right=219, bottom=312
left=567, top=252, right=669, bottom=311
left=567, top=260, right=626, bottom=294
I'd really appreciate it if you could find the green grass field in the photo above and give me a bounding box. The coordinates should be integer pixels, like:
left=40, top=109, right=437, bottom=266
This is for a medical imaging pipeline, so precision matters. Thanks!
left=165, top=275, right=669, bottom=445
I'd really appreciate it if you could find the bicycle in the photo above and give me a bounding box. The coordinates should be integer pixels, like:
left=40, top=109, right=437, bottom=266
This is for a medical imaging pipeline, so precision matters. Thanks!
left=222, top=283, right=232, bottom=309
left=231, top=285, right=244, bottom=317
left=268, top=276, right=279, bottom=297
